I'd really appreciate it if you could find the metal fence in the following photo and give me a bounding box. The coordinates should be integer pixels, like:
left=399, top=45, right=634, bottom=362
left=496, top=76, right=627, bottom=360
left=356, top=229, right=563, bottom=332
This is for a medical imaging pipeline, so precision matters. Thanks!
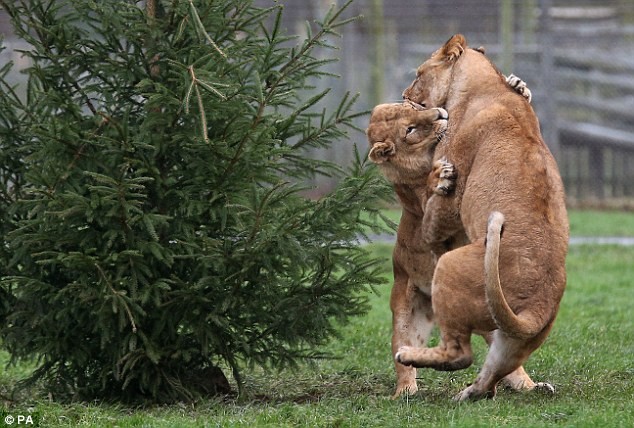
left=267, top=0, right=634, bottom=204
left=2, top=1, right=634, bottom=203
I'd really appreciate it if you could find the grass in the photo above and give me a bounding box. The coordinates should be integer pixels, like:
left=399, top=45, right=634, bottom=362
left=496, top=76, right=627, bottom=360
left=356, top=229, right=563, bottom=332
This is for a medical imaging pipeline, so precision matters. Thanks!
left=2, top=210, right=634, bottom=427
left=375, top=208, right=634, bottom=237
left=568, top=209, right=634, bottom=236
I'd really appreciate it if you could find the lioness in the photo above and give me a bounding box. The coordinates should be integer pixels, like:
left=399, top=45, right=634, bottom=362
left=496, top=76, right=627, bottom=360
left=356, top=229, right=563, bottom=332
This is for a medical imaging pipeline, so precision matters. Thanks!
left=396, top=34, right=569, bottom=401
left=367, top=103, right=464, bottom=398
left=367, top=95, right=535, bottom=399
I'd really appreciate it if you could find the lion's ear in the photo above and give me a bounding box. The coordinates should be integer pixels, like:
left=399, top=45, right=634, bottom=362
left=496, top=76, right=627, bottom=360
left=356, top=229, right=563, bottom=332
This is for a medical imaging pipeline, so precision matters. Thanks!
left=441, top=34, right=466, bottom=62
left=368, top=142, right=396, bottom=164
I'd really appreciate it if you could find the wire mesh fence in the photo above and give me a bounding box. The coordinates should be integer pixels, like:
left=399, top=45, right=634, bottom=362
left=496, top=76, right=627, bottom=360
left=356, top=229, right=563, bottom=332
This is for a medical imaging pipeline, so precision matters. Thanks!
left=2, top=0, right=633, bottom=203
left=261, top=0, right=634, bottom=204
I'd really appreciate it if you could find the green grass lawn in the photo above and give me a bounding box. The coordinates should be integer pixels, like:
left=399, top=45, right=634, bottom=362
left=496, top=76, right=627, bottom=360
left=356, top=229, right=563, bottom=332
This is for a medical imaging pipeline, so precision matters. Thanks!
left=568, top=209, right=634, bottom=236
left=375, top=208, right=634, bottom=237
left=2, top=210, right=634, bottom=427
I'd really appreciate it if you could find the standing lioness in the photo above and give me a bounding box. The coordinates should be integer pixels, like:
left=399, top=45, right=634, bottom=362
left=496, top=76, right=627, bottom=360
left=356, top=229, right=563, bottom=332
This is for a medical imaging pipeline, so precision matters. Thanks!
left=367, top=100, right=538, bottom=399
left=397, top=34, right=569, bottom=401
left=367, top=103, right=467, bottom=398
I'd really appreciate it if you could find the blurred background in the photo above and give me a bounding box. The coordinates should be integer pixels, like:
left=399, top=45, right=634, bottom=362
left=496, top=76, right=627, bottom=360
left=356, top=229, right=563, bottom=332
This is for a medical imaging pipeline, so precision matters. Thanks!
left=2, top=0, right=633, bottom=206
left=257, top=0, right=634, bottom=206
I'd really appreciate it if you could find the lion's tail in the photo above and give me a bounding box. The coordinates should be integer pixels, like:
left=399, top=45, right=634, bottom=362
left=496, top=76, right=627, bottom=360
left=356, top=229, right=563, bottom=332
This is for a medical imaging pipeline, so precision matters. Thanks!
left=485, top=211, right=542, bottom=340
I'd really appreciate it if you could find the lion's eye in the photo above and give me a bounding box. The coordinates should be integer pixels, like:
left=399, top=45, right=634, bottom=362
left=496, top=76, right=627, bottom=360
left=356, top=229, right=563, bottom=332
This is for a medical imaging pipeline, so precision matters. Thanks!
left=406, top=126, right=416, bottom=136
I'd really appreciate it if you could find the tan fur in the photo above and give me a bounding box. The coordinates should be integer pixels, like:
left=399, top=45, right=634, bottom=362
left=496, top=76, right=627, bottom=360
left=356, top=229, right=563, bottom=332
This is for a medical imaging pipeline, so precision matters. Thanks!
left=367, top=102, right=541, bottom=399
left=396, top=34, right=569, bottom=401
left=367, top=103, right=448, bottom=182
left=367, top=103, right=458, bottom=398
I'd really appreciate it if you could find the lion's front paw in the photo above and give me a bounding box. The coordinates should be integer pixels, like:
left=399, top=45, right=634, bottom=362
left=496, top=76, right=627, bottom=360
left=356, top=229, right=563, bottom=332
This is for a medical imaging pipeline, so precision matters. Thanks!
left=506, top=73, right=532, bottom=103
left=432, top=157, right=457, bottom=195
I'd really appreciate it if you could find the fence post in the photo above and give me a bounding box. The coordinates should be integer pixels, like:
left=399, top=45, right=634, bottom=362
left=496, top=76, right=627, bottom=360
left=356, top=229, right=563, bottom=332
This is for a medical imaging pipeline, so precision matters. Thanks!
left=499, top=0, right=514, bottom=74
left=369, top=0, right=385, bottom=107
left=538, top=0, right=561, bottom=162
left=589, top=146, right=605, bottom=199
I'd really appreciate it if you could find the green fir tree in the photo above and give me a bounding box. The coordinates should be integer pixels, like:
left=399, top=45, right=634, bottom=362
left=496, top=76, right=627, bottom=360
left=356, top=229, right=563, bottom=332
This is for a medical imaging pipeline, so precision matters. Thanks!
left=0, top=0, right=392, bottom=402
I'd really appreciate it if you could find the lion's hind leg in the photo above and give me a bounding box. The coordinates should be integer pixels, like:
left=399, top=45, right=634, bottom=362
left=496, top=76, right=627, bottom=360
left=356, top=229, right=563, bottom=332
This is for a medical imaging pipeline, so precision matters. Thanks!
left=454, top=328, right=555, bottom=401
left=395, top=333, right=473, bottom=372
left=391, top=294, right=434, bottom=398
left=482, top=334, right=543, bottom=393
left=390, top=276, right=435, bottom=399
left=395, top=243, right=486, bottom=374
left=453, top=331, right=526, bottom=401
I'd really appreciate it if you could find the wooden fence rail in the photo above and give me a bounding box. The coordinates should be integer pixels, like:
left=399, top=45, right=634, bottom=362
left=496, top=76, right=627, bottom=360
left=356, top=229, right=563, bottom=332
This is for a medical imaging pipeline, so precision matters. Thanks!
left=2, top=2, right=633, bottom=203
left=554, top=49, right=634, bottom=202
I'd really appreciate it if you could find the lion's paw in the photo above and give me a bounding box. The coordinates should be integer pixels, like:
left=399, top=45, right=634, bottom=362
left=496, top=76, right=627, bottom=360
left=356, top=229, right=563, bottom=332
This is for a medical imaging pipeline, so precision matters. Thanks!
left=433, top=157, right=457, bottom=195
left=453, top=387, right=471, bottom=402
left=453, top=385, right=495, bottom=402
left=368, top=141, right=396, bottom=164
left=391, top=381, right=418, bottom=399
left=404, top=99, right=425, bottom=111
left=506, top=73, right=532, bottom=103
left=395, top=346, right=416, bottom=366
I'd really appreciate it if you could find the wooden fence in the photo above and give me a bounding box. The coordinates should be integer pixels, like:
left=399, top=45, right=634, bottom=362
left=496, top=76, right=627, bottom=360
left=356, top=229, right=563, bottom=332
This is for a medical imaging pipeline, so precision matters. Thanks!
left=555, top=50, right=634, bottom=202
left=2, top=1, right=634, bottom=203
left=365, top=2, right=634, bottom=204
left=537, top=5, right=634, bottom=204
left=299, top=1, right=634, bottom=203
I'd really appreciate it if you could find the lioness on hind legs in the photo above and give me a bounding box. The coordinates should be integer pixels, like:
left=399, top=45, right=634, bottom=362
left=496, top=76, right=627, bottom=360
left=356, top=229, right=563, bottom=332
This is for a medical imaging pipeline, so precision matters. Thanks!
left=367, top=103, right=455, bottom=398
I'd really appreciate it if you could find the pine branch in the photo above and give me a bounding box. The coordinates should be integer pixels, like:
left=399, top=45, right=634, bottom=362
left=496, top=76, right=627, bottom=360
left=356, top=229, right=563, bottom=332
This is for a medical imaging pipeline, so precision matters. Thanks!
left=0, top=0, right=388, bottom=403
left=95, top=262, right=138, bottom=334
left=187, top=0, right=226, bottom=58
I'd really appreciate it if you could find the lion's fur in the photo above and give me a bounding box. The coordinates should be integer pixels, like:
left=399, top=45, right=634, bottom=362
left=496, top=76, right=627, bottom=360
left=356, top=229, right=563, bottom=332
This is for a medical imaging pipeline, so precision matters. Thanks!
left=367, top=103, right=467, bottom=398
left=367, top=103, right=448, bottom=186
left=367, top=102, right=536, bottom=399
left=395, top=34, right=569, bottom=401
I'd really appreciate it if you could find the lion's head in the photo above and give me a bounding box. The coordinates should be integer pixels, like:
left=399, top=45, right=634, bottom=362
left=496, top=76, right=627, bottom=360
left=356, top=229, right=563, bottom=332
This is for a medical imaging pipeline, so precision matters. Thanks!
left=402, top=34, right=526, bottom=110
left=367, top=102, right=447, bottom=183
left=402, top=34, right=467, bottom=108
